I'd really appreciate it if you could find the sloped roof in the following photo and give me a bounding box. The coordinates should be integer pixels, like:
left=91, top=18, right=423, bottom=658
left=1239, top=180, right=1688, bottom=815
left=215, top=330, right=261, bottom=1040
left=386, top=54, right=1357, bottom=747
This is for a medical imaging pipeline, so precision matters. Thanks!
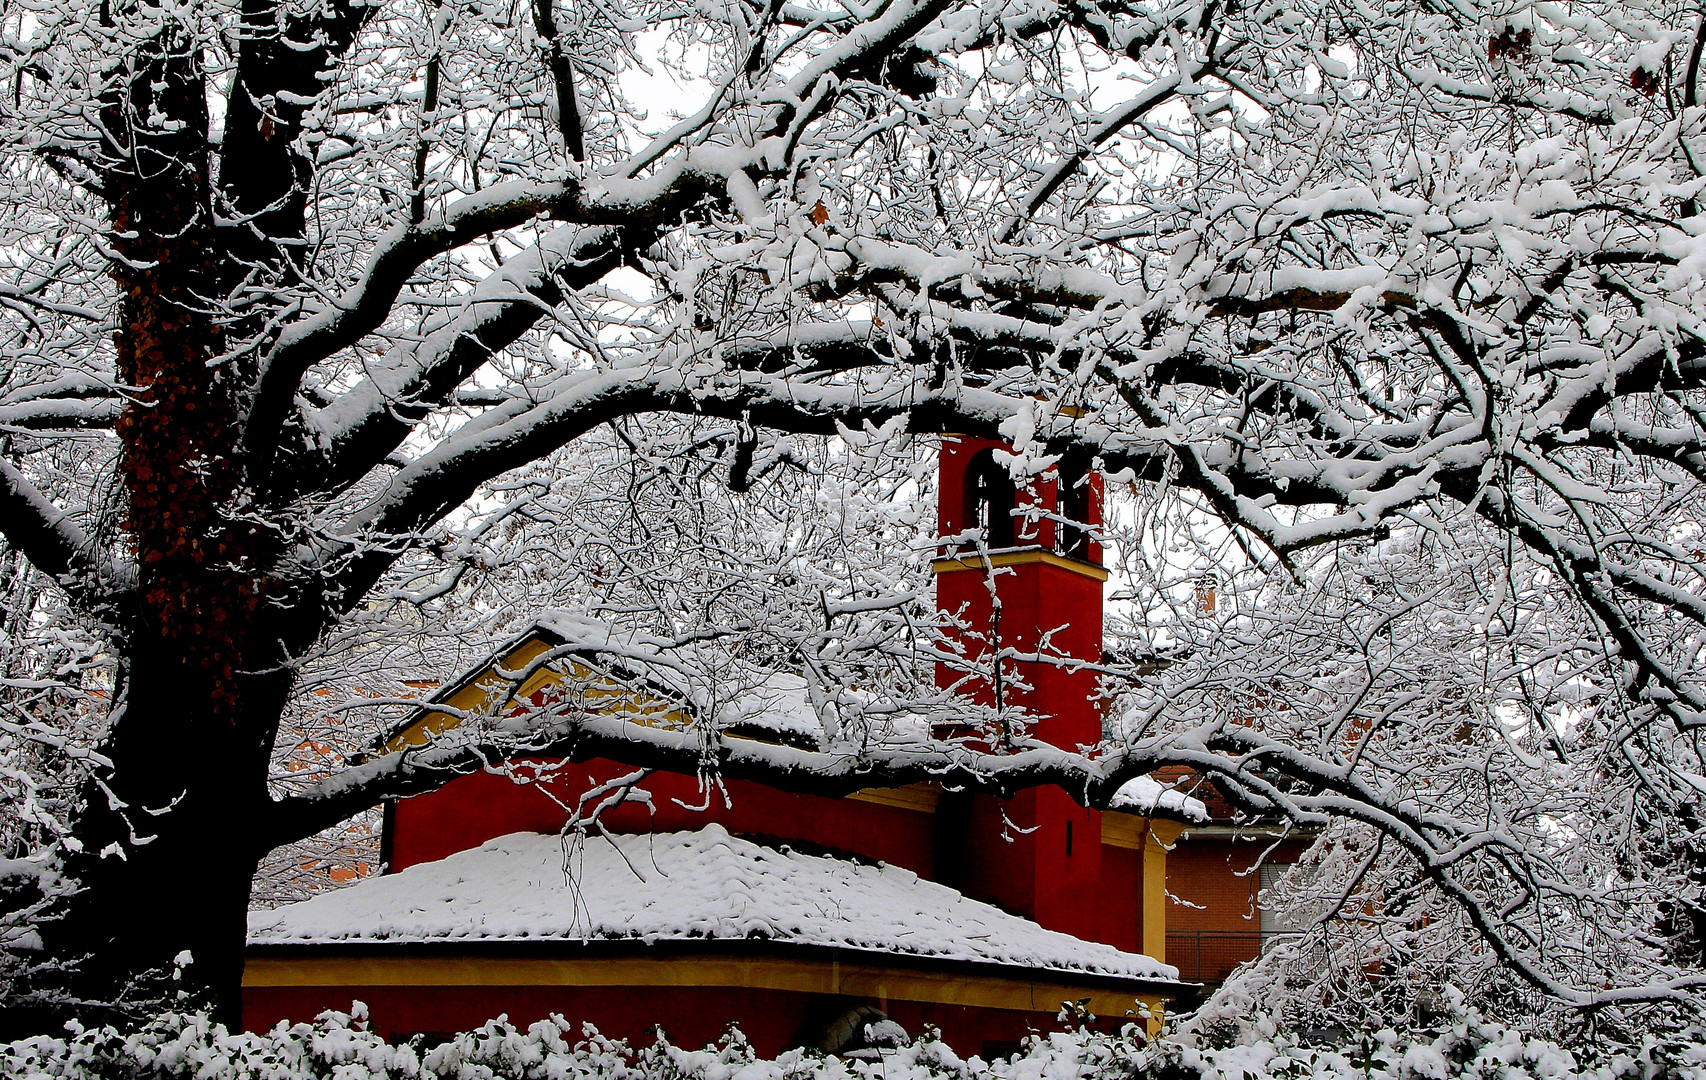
left=385, top=612, right=874, bottom=751
left=248, top=825, right=1178, bottom=984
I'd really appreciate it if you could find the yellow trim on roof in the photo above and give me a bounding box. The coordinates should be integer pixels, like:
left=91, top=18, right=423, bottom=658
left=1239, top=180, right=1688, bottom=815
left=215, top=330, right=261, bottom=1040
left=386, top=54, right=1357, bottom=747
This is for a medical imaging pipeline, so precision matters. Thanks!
left=931, top=550, right=1108, bottom=581
left=1101, top=814, right=1186, bottom=851
left=1148, top=819, right=1184, bottom=846
left=386, top=634, right=690, bottom=753
left=243, top=953, right=1164, bottom=1018
left=847, top=784, right=940, bottom=813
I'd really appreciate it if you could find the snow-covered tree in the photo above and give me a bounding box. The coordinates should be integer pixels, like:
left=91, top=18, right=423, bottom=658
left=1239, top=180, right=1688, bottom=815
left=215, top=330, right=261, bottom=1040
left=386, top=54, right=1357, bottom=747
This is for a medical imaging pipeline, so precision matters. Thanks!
left=5, top=0, right=1706, bottom=1033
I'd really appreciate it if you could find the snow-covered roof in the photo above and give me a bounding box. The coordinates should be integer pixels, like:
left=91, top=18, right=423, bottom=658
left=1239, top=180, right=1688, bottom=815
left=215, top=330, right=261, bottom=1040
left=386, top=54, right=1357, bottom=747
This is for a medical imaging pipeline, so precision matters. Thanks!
left=425, top=612, right=832, bottom=747
left=702, top=668, right=823, bottom=744
left=1110, top=776, right=1209, bottom=822
left=248, top=825, right=1178, bottom=984
left=381, top=614, right=831, bottom=750
left=530, top=612, right=923, bottom=747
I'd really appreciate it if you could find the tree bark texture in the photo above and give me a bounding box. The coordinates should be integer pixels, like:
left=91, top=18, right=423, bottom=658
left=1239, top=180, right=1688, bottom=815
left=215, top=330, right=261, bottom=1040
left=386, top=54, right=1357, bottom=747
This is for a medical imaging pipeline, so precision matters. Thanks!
left=40, top=16, right=278, bottom=1029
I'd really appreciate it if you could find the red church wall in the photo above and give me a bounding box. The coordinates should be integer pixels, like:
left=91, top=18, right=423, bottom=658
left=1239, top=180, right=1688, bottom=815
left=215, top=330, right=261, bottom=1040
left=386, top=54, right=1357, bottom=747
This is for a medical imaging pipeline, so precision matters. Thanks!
left=933, top=784, right=1116, bottom=951
left=940, top=792, right=1035, bottom=922
left=1025, top=791, right=1105, bottom=946
left=933, top=559, right=1105, bottom=747
left=388, top=762, right=937, bottom=878
left=245, top=984, right=822, bottom=1055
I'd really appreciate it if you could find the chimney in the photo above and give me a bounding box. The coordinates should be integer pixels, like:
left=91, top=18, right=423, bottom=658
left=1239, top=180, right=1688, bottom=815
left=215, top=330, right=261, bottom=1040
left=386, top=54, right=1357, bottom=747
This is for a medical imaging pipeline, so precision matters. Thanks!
left=1195, top=572, right=1217, bottom=615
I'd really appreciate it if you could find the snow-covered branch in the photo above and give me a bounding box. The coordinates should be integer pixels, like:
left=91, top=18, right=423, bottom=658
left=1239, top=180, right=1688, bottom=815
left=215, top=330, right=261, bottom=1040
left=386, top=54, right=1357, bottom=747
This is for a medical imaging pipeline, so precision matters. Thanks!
left=0, top=460, right=117, bottom=605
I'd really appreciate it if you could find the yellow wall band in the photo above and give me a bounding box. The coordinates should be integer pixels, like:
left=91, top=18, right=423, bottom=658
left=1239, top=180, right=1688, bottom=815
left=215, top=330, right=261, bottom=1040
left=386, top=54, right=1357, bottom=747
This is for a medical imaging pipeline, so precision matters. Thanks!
left=244, top=952, right=1162, bottom=1019
left=846, top=784, right=941, bottom=813
left=931, top=550, right=1109, bottom=581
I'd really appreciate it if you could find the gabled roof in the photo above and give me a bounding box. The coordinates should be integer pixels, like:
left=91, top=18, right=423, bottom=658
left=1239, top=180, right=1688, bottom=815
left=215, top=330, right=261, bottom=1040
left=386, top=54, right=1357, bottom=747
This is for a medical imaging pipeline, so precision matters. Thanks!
left=248, top=825, right=1179, bottom=985
left=383, top=612, right=836, bottom=753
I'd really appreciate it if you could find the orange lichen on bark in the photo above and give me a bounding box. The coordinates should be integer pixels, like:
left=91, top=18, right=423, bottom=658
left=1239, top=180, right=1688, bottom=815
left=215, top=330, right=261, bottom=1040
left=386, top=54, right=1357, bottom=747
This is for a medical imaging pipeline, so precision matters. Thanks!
left=105, top=50, right=262, bottom=720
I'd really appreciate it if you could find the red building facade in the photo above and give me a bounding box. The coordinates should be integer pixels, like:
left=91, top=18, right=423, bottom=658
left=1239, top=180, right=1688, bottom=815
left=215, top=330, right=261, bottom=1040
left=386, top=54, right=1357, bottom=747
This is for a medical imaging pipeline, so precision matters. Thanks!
left=243, top=437, right=1289, bottom=1054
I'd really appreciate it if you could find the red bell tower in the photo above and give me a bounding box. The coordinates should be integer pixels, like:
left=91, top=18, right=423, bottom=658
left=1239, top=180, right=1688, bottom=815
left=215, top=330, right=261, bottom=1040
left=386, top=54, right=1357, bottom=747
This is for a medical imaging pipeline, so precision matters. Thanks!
left=933, top=436, right=1112, bottom=945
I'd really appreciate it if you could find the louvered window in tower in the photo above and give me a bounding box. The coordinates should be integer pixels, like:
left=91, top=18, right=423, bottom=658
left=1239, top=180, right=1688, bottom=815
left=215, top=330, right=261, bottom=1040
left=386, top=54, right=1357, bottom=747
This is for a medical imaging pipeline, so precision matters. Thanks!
left=1056, top=451, right=1093, bottom=562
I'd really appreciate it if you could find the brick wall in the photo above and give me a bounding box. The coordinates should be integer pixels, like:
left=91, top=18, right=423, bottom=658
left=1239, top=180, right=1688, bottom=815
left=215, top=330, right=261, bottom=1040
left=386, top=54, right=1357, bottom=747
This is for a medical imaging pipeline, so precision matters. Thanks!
left=1165, top=835, right=1309, bottom=982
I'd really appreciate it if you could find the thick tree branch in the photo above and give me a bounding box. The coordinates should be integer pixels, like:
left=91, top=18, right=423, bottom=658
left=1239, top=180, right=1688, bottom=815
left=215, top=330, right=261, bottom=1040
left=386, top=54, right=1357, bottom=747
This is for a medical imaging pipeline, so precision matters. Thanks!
left=277, top=224, right=627, bottom=503
left=0, top=397, right=121, bottom=431
left=0, top=459, right=120, bottom=604
left=247, top=183, right=603, bottom=488
left=257, top=712, right=1140, bottom=853
left=217, top=0, right=378, bottom=277
left=530, top=0, right=586, bottom=161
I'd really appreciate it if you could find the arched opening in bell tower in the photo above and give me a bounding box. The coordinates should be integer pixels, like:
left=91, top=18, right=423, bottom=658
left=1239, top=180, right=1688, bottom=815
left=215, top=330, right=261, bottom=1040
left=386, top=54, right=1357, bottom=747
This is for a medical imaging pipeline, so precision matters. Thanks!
left=962, top=448, right=1016, bottom=549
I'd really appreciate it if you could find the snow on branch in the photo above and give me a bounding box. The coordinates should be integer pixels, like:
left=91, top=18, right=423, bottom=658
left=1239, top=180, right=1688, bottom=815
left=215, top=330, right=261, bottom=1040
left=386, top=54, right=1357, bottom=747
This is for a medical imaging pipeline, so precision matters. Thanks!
left=0, top=460, right=120, bottom=606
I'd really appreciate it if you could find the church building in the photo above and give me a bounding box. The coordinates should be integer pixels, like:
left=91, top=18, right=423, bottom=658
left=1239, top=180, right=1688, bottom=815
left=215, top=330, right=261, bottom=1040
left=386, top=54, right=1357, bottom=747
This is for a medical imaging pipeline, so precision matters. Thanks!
left=242, top=437, right=1281, bottom=1057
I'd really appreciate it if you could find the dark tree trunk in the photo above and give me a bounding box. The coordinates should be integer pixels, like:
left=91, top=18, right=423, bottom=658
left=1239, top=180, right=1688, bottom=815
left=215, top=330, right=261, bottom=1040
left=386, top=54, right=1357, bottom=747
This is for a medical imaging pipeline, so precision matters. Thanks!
left=31, top=8, right=291, bottom=1028
left=16, top=1, right=387, bottom=1031
left=51, top=664, right=276, bottom=1027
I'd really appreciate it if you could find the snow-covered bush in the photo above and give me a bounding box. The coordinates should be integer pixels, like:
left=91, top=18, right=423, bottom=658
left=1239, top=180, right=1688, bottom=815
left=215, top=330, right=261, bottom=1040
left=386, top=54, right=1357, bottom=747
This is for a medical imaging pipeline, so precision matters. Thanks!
left=6, top=1008, right=1706, bottom=1080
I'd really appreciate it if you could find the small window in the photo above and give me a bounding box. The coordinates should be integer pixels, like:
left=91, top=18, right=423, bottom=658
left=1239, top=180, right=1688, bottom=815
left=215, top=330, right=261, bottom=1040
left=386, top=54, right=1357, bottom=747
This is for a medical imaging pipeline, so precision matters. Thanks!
left=963, top=449, right=1015, bottom=548
left=1257, top=862, right=1305, bottom=943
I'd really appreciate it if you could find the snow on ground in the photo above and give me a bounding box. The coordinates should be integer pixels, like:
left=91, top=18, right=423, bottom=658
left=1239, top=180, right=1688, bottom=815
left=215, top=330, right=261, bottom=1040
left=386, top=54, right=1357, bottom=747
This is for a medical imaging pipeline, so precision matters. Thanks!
left=248, top=824, right=1176, bottom=982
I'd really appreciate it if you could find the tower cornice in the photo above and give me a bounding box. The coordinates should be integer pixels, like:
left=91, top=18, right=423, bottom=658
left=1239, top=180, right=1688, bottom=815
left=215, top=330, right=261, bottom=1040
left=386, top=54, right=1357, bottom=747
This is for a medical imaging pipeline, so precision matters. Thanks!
left=931, top=549, right=1109, bottom=582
